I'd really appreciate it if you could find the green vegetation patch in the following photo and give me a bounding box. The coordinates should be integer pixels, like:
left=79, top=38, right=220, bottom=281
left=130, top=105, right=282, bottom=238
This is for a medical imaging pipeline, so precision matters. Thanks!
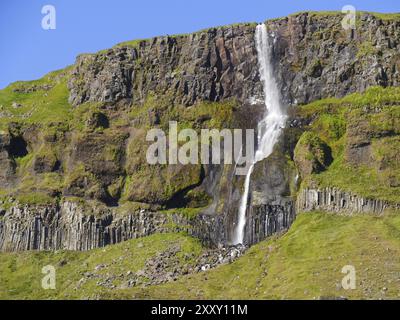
left=296, top=86, right=400, bottom=203
left=0, top=68, right=72, bottom=131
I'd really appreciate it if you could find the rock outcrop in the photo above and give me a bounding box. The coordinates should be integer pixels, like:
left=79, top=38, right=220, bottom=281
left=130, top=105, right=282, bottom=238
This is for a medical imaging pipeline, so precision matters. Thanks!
left=68, top=24, right=261, bottom=107
left=0, top=202, right=171, bottom=251
left=297, top=187, right=400, bottom=214
left=0, top=132, right=17, bottom=187
left=0, top=198, right=296, bottom=251
left=244, top=197, right=295, bottom=245
left=268, top=12, right=400, bottom=105
left=68, top=13, right=400, bottom=109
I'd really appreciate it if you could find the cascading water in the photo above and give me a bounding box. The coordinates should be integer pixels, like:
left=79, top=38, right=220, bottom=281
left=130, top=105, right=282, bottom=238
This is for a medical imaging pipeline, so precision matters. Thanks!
left=233, top=23, right=287, bottom=245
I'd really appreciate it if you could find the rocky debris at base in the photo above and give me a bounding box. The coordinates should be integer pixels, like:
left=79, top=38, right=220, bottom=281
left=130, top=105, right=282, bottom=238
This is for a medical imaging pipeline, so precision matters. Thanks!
left=75, top=244, right=247, bottom=290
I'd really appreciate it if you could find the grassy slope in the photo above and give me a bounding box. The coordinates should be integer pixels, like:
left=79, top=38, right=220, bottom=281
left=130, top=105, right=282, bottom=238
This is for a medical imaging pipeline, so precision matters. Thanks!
left=121, top=211, right=400, bottom=300
left=0, top=233, right=203, bottom=300
left=0, top=69, right=72, bottom=132
left=296, top=86, right=400, bottom=203
left=1, top=211, right=400, bottom=300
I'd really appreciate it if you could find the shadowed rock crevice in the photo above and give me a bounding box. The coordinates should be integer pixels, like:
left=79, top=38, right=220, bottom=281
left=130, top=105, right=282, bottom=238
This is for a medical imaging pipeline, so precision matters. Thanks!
left=7, top=136, right=28, bottom=158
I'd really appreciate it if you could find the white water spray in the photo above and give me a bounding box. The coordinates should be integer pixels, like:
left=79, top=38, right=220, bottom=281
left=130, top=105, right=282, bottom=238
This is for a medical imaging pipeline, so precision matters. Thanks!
left=233, top=23, right=287, bottom=245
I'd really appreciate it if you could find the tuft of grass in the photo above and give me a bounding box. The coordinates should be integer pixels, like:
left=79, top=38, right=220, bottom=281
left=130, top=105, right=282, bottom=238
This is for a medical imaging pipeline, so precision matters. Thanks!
left=370, top=12, right=400, bottom=21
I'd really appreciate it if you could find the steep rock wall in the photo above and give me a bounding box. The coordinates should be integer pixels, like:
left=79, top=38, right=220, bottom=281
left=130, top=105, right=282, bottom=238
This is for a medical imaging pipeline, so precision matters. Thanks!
left=68, top=24, right=261, bottom=107
left=268, top=12, right=400, bottom=105
left=68, top=13, right=400, bottom=108
left=244, top=197, right=295, bottom=246
left=0, top=202, right=171, bottom=251
left=0, top=200, right=235, bottom=251
left=0, top=199, right=295, bottom=251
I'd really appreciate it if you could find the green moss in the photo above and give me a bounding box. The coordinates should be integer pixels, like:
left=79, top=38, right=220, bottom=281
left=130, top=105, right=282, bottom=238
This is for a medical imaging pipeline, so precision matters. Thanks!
left=356, top=41, right=377, bottom=59
left=312, top=113, right=346, bottom=143
left=298, top=86, right=400, bottom=112
left=71, top=101, right=104, bottom=131
left=14, top=192, right=55, bottom=205
left=159, top=207, right=205, bottom=220
left=307, top=142, right=400, bottom=203
left=63, top=162, right=95, bottom=191
left=15, top=152, right=34, bottom=170
left=294, top=132, right=331, bottom=172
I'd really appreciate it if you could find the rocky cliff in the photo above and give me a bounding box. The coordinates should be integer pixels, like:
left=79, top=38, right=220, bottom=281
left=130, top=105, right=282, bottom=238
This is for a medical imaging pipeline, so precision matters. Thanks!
left=0, top=12, right=400, bottom=251
left=68, top=12, right=400, bottom=108
left=269, top=12, right=400, bottom=105
left=0, top=201, right=217, bottom=251
left=68, top=24, right=261, bottom=107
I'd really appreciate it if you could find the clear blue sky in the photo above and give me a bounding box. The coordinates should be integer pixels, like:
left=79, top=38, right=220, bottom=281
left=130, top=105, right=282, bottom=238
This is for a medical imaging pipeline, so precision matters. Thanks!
left=1, top=0, right=399, bottom=89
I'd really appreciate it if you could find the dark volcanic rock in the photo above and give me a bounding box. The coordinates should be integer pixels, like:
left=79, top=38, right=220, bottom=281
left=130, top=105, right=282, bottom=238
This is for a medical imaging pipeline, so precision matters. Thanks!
left=267, top=12, right=400, bottom=105
left=0, top=200, right=238, bottom=251
left=68, top=24, right=261, bottom=107
left=69, top=14, right=400, bottom=108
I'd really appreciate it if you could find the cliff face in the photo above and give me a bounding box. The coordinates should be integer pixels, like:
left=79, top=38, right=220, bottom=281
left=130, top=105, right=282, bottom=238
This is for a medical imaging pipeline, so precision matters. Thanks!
left=0, top=201, right=224, bottom=251
left=268, top=12, right=400, bottom=105
left=0, top=202, right=170, bottom=251
left=0, top=198, right=294, bottom=251
left=68, top=13, right=400, bottom=108
left=68, top=24, right=261, bottom=107
left=1, top=12, right=400, bottom=251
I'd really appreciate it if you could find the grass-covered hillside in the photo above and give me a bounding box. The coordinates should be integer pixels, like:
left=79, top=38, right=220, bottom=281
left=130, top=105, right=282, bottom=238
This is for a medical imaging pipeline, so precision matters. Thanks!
left=294, top=86, right=400, bottom=203
left=1, top=211, right=400, bottom=300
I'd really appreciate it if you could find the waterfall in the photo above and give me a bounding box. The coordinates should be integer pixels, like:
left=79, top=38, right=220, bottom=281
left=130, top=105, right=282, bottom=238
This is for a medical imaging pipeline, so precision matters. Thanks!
left=232, top=23, right=287, bottom=245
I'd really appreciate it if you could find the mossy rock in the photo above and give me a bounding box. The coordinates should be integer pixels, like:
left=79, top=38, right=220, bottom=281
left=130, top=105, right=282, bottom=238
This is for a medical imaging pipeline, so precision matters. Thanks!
left=84, top=111, right=109, bottom=130
left=294, top=131, right=332, bottom=178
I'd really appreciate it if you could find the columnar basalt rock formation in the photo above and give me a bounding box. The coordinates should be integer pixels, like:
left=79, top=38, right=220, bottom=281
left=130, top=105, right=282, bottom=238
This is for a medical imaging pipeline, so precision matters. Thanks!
left=0, top=202, right=171, bottom=251
left=297, top=187, right=400, bottom=214
left=0, top=199, right=296, bottom=251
